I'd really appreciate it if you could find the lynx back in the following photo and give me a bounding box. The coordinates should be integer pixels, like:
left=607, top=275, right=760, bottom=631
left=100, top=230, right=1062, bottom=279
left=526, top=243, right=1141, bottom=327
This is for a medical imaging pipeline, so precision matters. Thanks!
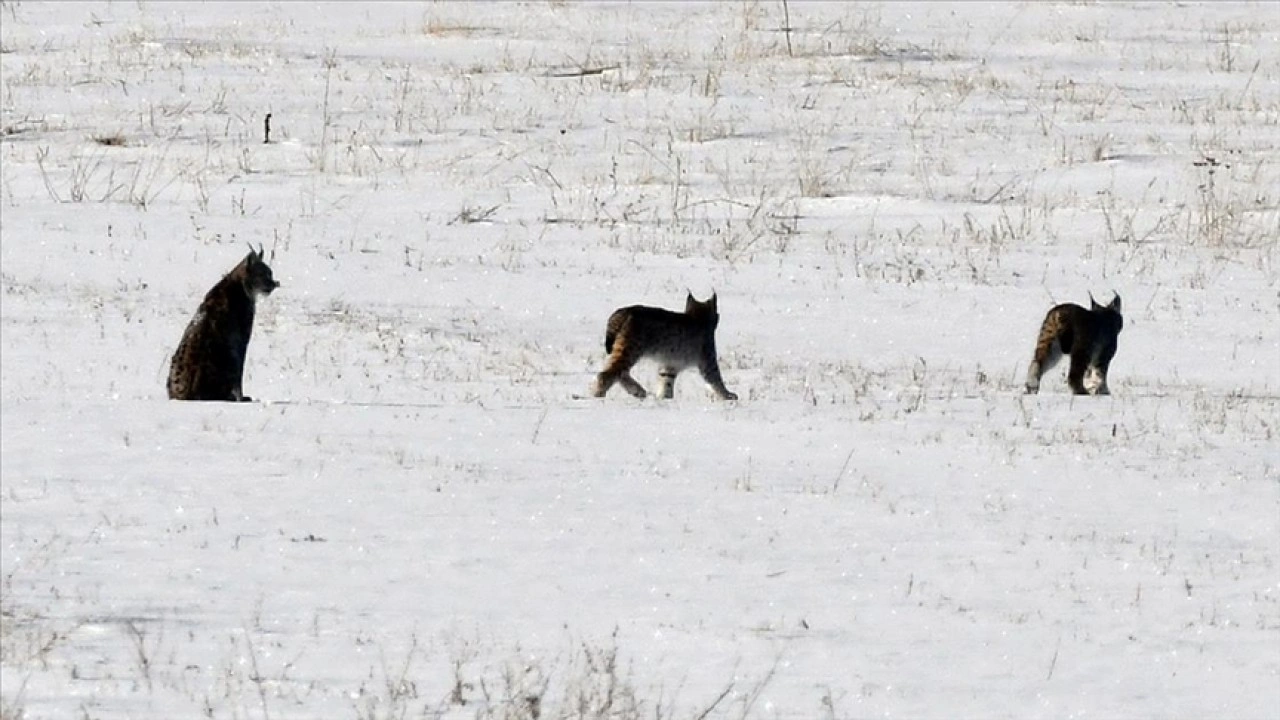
left=1025, top=292, right=1123, bottom=396
left=594, top=292, right=737, bottom=401
left=167, top=246, right=279, bottom=402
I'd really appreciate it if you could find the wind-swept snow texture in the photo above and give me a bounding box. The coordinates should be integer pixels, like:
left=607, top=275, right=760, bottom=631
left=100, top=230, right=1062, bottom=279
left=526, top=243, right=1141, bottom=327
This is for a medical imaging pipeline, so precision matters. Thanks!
left=2, top=2, right=1277, bottom=718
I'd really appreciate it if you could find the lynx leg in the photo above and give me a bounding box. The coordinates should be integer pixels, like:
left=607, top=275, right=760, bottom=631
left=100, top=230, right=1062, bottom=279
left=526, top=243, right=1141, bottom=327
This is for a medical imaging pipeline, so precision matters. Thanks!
left=205, top=377, right=240, bottom=402
left=618, top=371, right=648, bottom=399
left=210, top=364, right=243, bottom=402
left=230, top=368, right=245, bottom=401
left=595, top=348, right=647, bottom=399
left=1092, top=344, right=1117, bottom=396
left=1090, top=370, right=1109, bottom=396
left=1025, top=338, right=1063, bottom=395
left=1026, top=308, right=1074, bottom=395
left=593, top=368, right=620, bottom=397
left=232, top=375, right=252, bottom=402
left=698, top=361, right=738, bottom=401
left=594, top=346, right=625, bottom=397
left=658, top=368, right=678, bottom=399
left=187, top=368, right=222, bottom=401
left=1066, top=349, right=1090, bottom=395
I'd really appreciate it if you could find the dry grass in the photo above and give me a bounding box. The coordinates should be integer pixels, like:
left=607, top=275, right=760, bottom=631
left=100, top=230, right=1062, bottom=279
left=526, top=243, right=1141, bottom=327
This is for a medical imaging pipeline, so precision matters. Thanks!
left=91, top=132, right=127, bottom=147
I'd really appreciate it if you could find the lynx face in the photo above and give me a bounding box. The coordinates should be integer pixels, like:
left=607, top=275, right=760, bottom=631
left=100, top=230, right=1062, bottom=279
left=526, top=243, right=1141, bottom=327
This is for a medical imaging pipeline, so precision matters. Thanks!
left=593, top=292, right=737, bottom=401
left=167, top=246, right=278, bottom=402
left=242, top=251, right=280, bottom=298
left=1025, top=292, right=1122, bottom=396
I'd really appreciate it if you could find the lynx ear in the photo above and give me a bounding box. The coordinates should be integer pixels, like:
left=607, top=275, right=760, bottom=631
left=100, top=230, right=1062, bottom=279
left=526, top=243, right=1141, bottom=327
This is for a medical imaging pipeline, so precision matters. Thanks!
left=1089, top=291, right=1100, bottom=310
left=246, top=242, right=260, bottom=261
left=1109, top=292, right=1122, bottom=312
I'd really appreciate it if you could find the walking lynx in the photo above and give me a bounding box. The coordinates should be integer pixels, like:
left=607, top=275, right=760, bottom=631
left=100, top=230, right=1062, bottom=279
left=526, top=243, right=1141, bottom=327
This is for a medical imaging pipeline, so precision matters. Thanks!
left=1025, top=292, right=1123, bottom=396
left=167, top=246, right=279, bottom=402
left=593, top=292, right=738, bottom=401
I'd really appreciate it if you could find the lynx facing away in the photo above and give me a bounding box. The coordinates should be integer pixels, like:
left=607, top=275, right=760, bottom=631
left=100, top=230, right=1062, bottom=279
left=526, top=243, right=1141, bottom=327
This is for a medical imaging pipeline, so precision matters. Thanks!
left=167, top=246, right=279, bottom=402
left=1025, top=293, right=1123, bottom=396
left=594, top=293, right=738, bottom=401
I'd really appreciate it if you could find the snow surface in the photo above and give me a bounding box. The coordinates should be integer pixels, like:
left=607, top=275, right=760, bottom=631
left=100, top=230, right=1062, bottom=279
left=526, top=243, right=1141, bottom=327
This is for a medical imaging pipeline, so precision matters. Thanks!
left=2, top=2, right=1278, bottom=718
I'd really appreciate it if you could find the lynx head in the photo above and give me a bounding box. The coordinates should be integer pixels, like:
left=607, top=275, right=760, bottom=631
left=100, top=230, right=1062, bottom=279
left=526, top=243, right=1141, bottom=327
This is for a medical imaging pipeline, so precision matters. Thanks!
left=238, top=244, right=280, bottom=297
left=684, top=291, right=720, bottom=328
left=1089, top=291, right=1123, bottom=333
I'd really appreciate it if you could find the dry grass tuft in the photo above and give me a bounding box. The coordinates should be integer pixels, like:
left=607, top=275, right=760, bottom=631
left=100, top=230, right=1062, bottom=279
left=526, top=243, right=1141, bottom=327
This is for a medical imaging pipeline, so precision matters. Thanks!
left=91, top=132, right=127, bottom=147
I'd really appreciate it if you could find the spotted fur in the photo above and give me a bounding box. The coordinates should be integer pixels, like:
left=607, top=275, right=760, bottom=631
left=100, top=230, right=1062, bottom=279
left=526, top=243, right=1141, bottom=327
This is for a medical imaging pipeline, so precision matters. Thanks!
left=167, top=247, right=279, bottom=402
left=1025, top=293, right=1123, bottom=395
left=594, top=292, right=737, bottom=401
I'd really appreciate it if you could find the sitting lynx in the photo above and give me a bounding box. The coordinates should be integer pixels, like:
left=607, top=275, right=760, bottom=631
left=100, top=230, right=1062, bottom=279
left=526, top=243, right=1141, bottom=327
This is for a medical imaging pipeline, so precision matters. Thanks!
left=167, top=246, right=279, bottom=402
left=594, top=292, right=738, bottom=401
left=1025, top=292, right=1123, bottom=395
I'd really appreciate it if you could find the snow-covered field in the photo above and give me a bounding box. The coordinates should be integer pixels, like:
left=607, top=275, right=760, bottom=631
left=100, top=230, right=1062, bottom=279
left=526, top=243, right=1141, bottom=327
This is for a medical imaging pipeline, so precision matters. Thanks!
left=2, top=2, right=1278, bottom=718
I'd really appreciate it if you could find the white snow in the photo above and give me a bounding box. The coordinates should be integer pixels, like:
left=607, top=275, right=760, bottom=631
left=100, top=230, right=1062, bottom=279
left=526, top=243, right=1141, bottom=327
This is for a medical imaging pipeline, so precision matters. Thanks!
left=2, top=2, right=1277, bottom=718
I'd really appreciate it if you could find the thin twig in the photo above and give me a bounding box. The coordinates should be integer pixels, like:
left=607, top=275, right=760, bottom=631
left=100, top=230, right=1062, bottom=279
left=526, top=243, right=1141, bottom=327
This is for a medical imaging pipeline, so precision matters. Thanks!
left=244, top=627, right=271, bottom=720
left=1236, top=59, right=1261, bottom=109
left=531, top=406, right=549, bottom=444
left=545, top=64, right=620, bottom=78
left=1046, top=636, right=1061, bottom=680
left=739, top=657, right=781, bottom=718
left=781, top=0, right=794, bottom=57
left=123, top=621, right=153, bottom=693
left=693, top=683, right=734, bottom=720
left=832, top=447, right=855, bottom=493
